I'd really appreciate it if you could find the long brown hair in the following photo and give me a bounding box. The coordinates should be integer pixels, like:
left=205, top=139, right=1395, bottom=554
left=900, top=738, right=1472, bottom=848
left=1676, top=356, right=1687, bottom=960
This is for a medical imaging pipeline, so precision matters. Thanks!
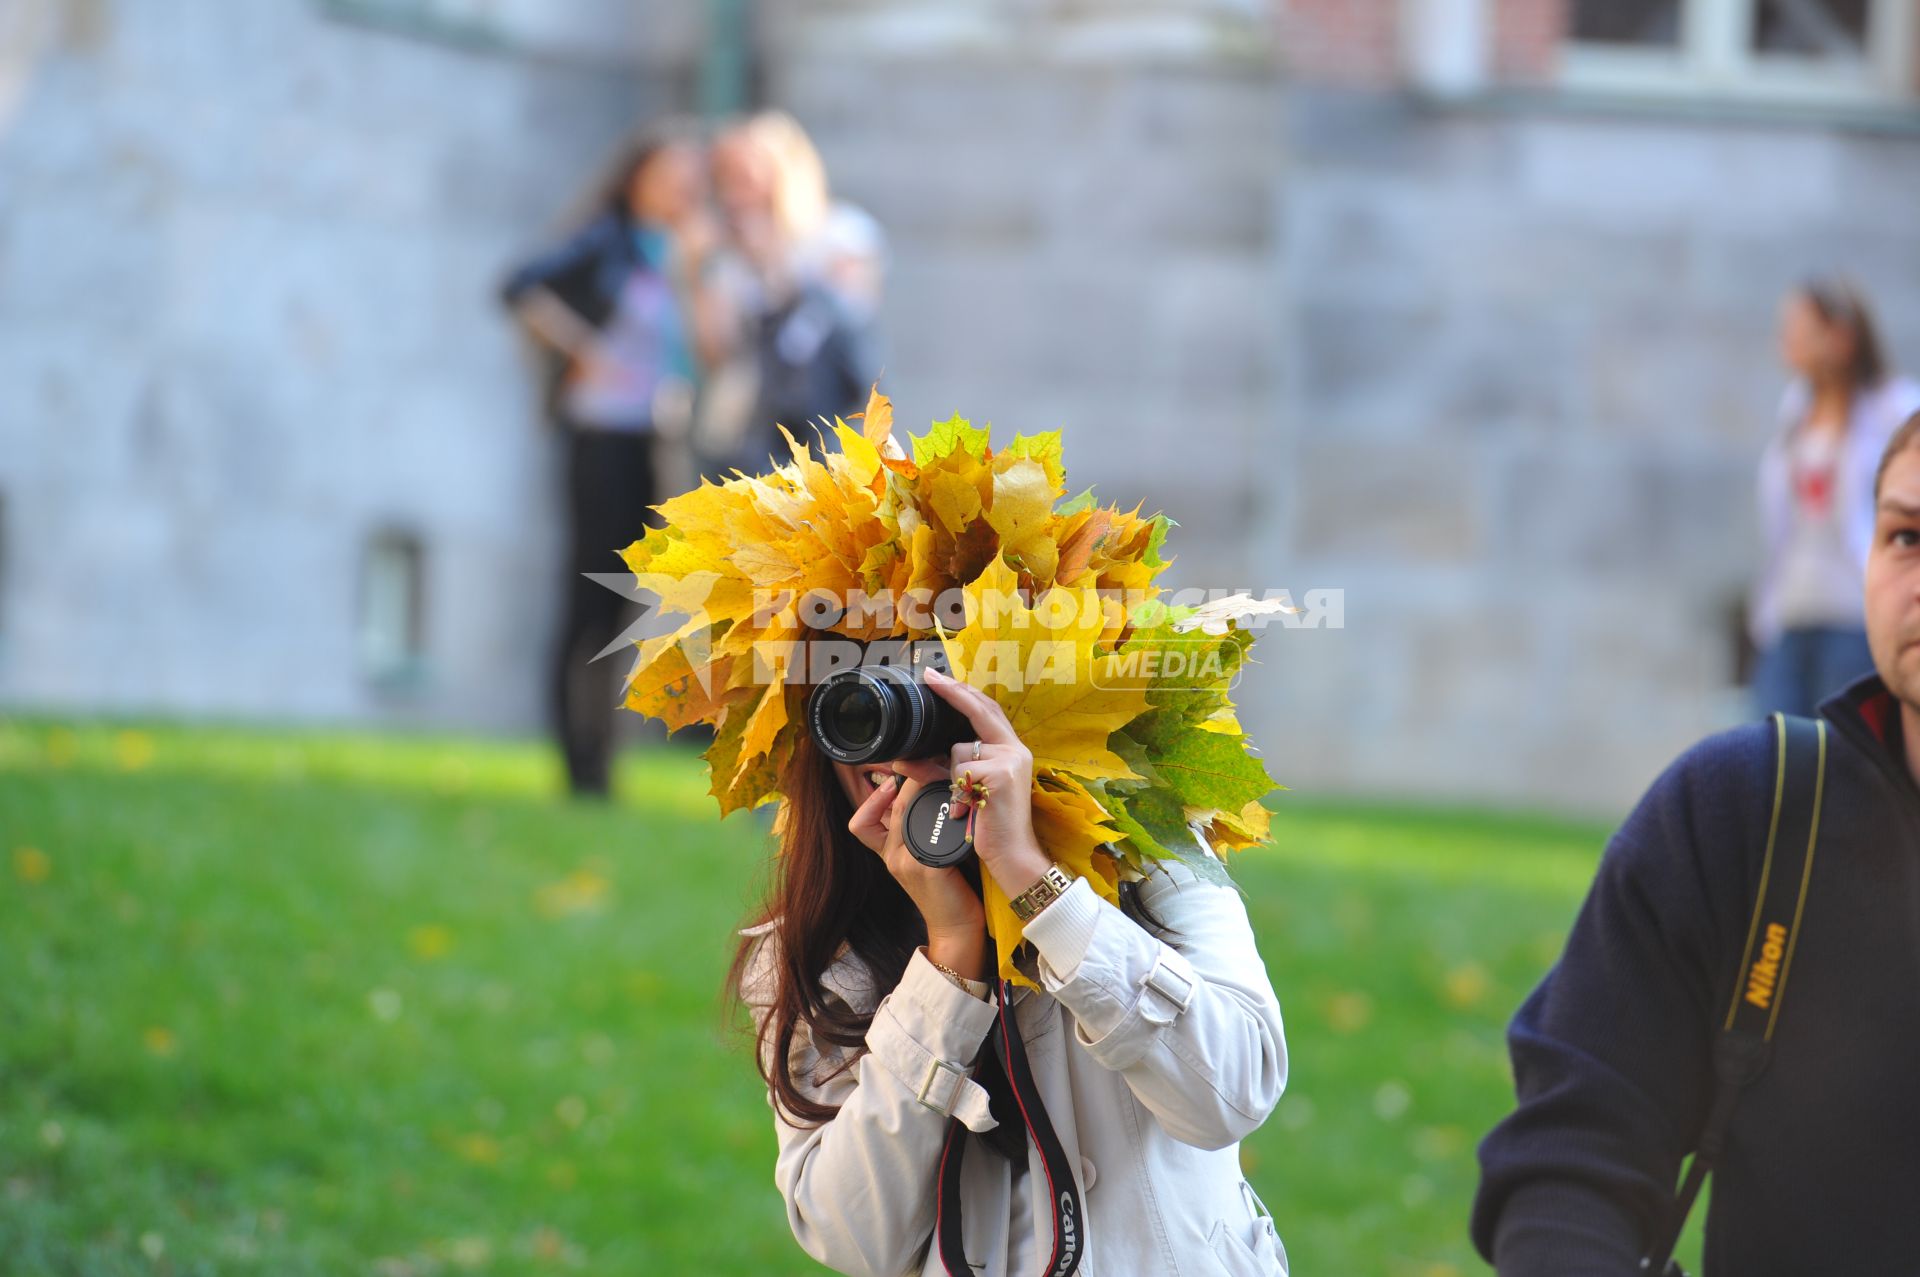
left=721, top=731, right=1177, bottom=1162
left=552, top=115, right=706, bottom=235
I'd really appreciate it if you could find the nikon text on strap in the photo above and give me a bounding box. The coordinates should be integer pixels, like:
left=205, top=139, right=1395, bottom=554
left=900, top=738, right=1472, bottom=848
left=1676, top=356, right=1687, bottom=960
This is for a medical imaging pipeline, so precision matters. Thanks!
left=1639, top=711, right=1828, bottom=1276
left=936, top=976, right=1084, bottom=1277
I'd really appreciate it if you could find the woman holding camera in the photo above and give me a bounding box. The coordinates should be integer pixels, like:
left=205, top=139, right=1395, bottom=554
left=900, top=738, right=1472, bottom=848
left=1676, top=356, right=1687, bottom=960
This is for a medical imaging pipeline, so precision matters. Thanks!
left=724, top=665, right=1290, bottom=1276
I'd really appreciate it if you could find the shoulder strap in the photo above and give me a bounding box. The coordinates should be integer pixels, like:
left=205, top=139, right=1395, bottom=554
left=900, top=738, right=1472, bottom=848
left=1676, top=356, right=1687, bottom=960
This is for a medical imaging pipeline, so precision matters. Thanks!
left=1640, top=712, right=1828, bottom=1275
left=936, top=977, right=1085, bottom=1277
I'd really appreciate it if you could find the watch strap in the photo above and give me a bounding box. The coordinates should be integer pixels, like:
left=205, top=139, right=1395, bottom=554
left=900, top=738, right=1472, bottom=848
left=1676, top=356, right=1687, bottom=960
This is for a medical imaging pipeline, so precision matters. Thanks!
left=1010, top=864, right=1075, bottom=922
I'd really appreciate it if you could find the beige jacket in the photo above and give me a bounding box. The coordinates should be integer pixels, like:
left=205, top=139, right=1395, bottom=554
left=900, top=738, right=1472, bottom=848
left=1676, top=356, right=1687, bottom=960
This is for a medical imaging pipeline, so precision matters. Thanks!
left=737, top=832, right=1290, bottom=1276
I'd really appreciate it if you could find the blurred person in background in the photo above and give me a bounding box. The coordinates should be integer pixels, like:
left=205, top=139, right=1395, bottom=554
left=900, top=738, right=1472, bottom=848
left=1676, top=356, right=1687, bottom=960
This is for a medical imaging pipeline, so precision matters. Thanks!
left=499, top=120, right=726, bottom=798
left=691, top=110, right=884, bottom=480
left=1749, top=278, right=1920, bottom=718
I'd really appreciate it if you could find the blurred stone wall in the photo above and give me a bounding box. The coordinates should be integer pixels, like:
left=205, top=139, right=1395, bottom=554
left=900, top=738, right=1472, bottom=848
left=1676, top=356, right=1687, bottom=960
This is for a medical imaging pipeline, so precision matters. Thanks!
left=1256, top=88, right=1920, bottom=814
left=771, top=0, right=1920, bottom=816
left=0, top=0, right=694, bottom=730
left=759, top=0, right=1284, bottom=596
left=8, top=0, right=1919, bottom=817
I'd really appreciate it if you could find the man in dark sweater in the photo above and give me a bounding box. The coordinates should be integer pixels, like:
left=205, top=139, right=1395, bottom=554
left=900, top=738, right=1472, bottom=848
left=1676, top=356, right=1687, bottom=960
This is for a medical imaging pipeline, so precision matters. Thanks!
left=1471, top=412, right=1920, bottom=1275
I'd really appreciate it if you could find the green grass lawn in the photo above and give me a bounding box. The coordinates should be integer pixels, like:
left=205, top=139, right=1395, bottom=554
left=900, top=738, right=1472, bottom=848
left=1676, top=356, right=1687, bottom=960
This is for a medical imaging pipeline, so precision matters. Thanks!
left=0, top=716, right=1683, bottom=1276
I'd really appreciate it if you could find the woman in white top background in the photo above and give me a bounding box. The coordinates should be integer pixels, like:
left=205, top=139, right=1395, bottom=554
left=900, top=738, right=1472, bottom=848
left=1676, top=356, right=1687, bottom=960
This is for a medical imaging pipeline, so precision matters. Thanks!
left=1749, top=278, right=1920, bottom=719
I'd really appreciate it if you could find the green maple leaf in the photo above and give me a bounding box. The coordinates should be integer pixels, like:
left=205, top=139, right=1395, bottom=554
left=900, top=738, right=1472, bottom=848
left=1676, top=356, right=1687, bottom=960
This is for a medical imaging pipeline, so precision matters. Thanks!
left=911, top=414, right=990, bottom=467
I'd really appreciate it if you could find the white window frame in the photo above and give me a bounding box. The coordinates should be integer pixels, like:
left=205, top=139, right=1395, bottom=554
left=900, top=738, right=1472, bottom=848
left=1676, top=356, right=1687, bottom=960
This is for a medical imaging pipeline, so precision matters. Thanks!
left=1560, top=0, right=1915, bottom=106
left=316, top=0, right=685, bottom=69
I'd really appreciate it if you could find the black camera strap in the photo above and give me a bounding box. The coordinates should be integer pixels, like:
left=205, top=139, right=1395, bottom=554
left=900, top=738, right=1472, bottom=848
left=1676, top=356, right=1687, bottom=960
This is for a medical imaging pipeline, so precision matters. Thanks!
left=1639, top=711, right=1828, bottom=1276
left=935, top=975, right=1084, bottom=1277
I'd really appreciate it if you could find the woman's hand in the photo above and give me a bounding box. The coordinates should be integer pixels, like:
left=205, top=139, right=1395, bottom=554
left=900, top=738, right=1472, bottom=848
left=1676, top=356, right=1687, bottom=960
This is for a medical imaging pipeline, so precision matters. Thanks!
left=916, top=667, right=1054, bottom=902
left=846, top=765, right=987, bottom=958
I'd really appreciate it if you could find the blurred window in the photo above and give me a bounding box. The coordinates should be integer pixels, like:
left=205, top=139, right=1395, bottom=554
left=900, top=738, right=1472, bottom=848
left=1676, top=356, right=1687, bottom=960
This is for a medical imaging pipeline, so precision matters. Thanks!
left=315, top=0, right=692, bottom=68
left=359, top=529, right=427, bottom=688
left=1562, top=0, right=1912, bottom=104
left=1571, top=0, right=1683, bottom=46
left=1752, top=0, right=1870, bottom=59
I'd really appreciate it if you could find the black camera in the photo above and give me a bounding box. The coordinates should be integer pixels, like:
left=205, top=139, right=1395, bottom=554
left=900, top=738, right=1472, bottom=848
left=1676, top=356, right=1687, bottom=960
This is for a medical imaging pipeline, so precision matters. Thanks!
left=806, top=646, right=979, bottom=867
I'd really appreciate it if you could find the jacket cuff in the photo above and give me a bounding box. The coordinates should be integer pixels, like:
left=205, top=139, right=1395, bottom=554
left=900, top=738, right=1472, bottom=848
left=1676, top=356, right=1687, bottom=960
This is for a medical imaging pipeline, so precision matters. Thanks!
left=1022, top=874, right=1103, bottom=982
left=919, top=944, right=992, bottom=1001
left=863, top=947, right=1001, bottom=1133
left=1487, top=1179, right=1647, bottom=1274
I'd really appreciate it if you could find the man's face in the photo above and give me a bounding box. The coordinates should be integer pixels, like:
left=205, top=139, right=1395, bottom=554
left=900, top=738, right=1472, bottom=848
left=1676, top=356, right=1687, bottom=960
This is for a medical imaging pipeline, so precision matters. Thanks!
left=1864, top=447, right=1920, bottom=705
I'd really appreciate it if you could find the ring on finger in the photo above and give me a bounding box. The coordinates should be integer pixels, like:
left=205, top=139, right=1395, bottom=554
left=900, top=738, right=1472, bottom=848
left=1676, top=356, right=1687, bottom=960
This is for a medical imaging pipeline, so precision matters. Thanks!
left=972, top=740, right=983, bottom=761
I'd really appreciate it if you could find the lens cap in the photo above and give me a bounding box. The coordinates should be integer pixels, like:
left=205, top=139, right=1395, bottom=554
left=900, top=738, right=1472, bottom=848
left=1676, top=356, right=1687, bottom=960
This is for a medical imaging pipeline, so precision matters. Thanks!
left=903, top=779, right=974, bottom=868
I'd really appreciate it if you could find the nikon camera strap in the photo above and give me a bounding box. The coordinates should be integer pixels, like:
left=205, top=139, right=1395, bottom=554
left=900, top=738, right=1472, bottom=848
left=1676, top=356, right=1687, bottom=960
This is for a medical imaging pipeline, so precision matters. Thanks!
left=935, top=974, right=1084, bottom=1277
left=1639, top=711, right=1828, bottom=1276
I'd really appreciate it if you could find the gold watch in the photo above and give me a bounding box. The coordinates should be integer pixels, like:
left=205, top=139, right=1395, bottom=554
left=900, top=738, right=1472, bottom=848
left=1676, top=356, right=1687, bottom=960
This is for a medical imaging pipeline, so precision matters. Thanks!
left=1009, top=864, right=1076, bottom=922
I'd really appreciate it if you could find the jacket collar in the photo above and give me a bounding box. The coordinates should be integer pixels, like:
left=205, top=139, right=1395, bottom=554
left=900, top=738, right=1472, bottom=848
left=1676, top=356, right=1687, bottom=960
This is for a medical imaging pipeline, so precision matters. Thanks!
left=1817, top=670, right=1920, bottom=809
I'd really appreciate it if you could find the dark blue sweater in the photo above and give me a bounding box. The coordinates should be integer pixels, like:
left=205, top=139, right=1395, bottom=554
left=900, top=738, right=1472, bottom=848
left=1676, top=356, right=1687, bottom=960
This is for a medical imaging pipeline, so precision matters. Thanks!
left=1471, top=671, right=1920, bottom=1275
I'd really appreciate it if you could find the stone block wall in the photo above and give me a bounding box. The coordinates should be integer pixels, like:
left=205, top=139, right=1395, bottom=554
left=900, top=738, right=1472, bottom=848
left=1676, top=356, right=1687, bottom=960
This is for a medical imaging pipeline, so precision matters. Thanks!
left=758, top=0, right=1286, bottom=597
left=1252, top=85, right=1920, bottom=814
left=0, top=0, right=690, bottom=730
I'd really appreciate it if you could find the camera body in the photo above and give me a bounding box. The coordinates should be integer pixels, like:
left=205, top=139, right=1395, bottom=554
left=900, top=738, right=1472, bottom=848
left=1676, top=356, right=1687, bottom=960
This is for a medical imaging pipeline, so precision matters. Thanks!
left=806, top=646, right=978, bottom=867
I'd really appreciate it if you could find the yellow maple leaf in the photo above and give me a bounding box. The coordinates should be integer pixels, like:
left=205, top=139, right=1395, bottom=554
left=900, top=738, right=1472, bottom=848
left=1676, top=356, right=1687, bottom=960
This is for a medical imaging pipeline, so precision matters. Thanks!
left=833, top=420, right=883, bottom=489
left=934, top=556, right=1156, bottom=987
left=706, top=690, right=795, bottom=815
left=857, top=384, right=894, bottom=449
left=621, top=615, right=731, bottom=732
left=985, top=455, right=1060, bottom=583
left=1201, top=796, right=1273, bottom=851
left=936, top=554, right=1151, bottom=786
left=738, top=649, right=802, bottom=767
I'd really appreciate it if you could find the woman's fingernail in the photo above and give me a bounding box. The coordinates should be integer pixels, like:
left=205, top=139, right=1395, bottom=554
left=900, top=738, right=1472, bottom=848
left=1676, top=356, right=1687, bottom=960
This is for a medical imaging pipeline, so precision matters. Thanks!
left=924, top=668, right=947, bottom=681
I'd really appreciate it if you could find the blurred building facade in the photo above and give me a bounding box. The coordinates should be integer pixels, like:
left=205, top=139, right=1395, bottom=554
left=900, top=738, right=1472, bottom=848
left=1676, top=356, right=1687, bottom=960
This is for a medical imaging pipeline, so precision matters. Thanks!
left=2, top=0, right=1917, bottom=813
left=0, top=0, right=700, bottom=731
left=1262, top=0, right=1920, bottom=811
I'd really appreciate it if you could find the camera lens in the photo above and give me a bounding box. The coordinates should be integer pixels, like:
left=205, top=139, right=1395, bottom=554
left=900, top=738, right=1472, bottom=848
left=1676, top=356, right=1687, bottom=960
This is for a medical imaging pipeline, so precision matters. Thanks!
left=818, top=678, right=885, bottom=755
left=807, top=664, right=971, bottom=765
